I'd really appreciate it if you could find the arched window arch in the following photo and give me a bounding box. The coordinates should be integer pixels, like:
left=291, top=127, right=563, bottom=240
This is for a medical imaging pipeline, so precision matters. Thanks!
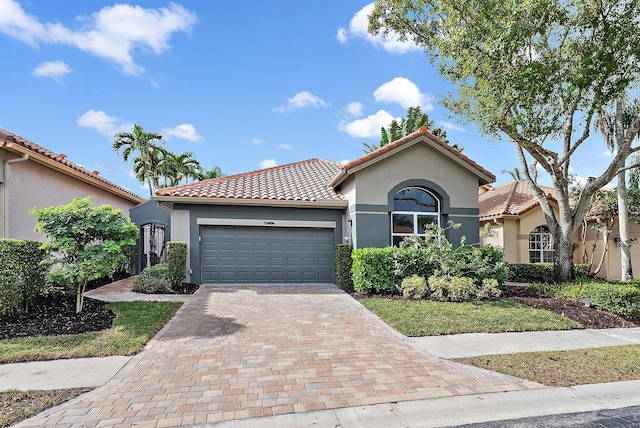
left=529, top=225, right=554, bottom=263
left=391, top=187, right=440, bottom=246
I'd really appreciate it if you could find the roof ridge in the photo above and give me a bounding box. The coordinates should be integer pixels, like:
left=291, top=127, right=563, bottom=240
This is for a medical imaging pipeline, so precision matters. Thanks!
left=0, top=127, right=143, bottom=202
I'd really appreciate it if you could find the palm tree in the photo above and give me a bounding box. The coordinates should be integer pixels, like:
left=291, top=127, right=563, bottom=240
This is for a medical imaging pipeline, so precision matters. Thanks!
left=159, top=151, right=203, bottom=187
left=595, top=99, right=640, bottom=281
left=113, top=124, right=166, bottom=197
left=202, top=166, right=224, bottom=180
left=501, top=167, right=524, bottom=181
left=363, top=106, right=453, bottom=153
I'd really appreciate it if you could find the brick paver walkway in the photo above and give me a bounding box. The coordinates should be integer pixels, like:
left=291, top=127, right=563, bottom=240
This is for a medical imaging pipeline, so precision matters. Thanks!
left=18, top=281, right=542, bottom=427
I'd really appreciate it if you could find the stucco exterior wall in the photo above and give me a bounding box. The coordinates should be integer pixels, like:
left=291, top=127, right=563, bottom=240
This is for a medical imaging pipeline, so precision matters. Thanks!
left=345, top=142, right=483, bottom=248
left=575, top=219, right=640, bottom=280
left=2, top=155, right=139, bottom=241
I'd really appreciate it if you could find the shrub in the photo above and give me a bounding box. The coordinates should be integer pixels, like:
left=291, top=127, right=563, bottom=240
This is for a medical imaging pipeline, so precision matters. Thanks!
left=428, top=276, right=501, bottom=302
left=351, top=246, right=435, bottom=294
left=0, top=239, right=47, bottom=318
left=334, top=244, right=354, bottom=292
left=581, top=282, right=640, bottom=317
left=507, top=263, right=590, bottom=283
left=133, top=264, right=173, bottom=294
left=400, top=275, right=428, bottom=299
left=166, top=241, right=187, bottom=288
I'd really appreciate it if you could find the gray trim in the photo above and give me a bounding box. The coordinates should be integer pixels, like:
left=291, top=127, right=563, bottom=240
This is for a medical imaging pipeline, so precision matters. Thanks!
left=352, top=204, right=478, bottom=216
left=196, top=218, right=336, bottom=228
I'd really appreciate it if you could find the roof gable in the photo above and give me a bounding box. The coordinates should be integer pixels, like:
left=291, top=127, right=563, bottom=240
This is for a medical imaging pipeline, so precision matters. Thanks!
left=0, top=128, right=143, bottom=204
left=330, top=126, right=495, bottom=188
left=154, top=158, right=346, bottom=207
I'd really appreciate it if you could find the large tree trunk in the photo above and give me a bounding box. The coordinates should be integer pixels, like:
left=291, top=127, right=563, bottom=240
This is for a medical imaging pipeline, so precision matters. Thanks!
left=553, top=232, right=576, bottom=283
left=617, top=170, right=633, bottom=281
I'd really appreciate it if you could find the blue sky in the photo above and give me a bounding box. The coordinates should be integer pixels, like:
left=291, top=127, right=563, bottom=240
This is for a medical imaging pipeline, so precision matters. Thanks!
left=0, top=0, right=615, bottom=196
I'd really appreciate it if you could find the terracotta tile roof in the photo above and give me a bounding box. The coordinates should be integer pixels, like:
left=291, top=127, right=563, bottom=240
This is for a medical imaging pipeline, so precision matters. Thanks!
left=339, top=126, right=495, bottom=183
left=155, top=158, right=346, bottom=202
left=0, top=127, right=144, bottom=203
left=479, top=181, right=556, bottom=219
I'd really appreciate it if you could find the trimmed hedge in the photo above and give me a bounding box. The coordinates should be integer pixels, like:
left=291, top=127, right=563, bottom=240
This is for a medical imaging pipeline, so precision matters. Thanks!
left=166, top=241, right=187, bottom=287
left=0, top=239, right=47, bottom=317
left=351, top=246, right=436, bottom=294
left=334, top=244, right=354, bottom=292
left=507, top=263, right=590, bottom=283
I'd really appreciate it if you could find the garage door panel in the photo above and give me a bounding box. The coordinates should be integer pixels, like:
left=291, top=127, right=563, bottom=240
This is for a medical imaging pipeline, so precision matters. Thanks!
left=201, top=225, right=334, bottom=283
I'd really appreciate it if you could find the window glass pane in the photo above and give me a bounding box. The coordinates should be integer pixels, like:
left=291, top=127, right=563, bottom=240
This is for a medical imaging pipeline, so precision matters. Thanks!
left=394, top=188, right=437, bottom=212
left=417, top=215, right=437, bottom=234
left=392, top=214, right=414, bottom=234
left=392, top=236, right=405, bottom=247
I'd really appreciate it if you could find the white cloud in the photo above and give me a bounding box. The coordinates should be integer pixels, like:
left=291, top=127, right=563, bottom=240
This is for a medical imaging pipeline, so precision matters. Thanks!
left=77, top=109, right=131, bottom=137
left=339, top=3, right=420, bottom=54
left=440, top=121, right=467, bottom=133
left=32, top=60, right=71, bottom=81
left=601, top=149, right=615, bottom=157
left=344, top=101, right=363, bottom=117
left=162, top=124, right=201, bottom=142
left=258, top=159, right=277, bottom=169
left=0, top=0, right=197, bottom=75
left=339, top=110, right=396, bottom=138
left=252, top=138, right=264, bottom=145
left=374, top=77, right=433, bottom=110
left=274, top=91, right=329, bottom=112
left=279, top=144, right=293, bottom=150
left=339, top=159, right=350, bottom=165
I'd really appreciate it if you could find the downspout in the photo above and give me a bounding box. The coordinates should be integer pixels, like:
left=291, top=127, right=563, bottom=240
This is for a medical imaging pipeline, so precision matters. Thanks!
left=2, top=148, right=29, bottom=238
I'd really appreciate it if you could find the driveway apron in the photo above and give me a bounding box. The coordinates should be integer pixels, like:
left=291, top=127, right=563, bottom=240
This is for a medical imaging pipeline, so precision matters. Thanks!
left=18, top=284, right=541, bottom=427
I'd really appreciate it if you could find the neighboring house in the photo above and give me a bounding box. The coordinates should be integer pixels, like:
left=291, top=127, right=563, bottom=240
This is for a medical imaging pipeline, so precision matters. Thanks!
left=479, top=180, right=640, bottom=280
left=0, top=128, right=144, bottom=241
left=152, top=127, right=495, bottom=285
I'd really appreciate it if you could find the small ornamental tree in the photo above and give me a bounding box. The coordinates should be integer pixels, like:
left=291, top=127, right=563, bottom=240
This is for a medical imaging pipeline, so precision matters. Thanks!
left=30, top=197, right=138, bottom=313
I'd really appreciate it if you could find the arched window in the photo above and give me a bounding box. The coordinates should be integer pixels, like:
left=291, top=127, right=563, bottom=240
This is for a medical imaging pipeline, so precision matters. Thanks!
left=391, top=187, right=439, bottom=246
left=529, top=225, right=554, bottom=263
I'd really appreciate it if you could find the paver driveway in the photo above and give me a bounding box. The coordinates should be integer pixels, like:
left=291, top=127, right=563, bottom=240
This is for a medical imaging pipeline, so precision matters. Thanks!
left=19, top=282, right=541, bottom=427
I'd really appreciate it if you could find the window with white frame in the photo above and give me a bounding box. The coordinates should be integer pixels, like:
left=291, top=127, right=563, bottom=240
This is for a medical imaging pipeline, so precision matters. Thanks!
left=529, top=225, right=554, bottom=263
left=391, top=187, right=439, bottom=246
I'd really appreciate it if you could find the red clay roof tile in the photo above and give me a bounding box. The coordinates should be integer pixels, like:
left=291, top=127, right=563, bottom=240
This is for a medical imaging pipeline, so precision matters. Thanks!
left=0, top=127, right=143, bottom=202
left=155, top=158, right=345, bottom=202
left=479, top=181, right=556, bottom=219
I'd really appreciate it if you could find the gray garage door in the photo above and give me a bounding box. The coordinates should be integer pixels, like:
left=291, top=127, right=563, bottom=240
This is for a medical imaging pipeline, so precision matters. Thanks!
left=200, top=226, right=334, bottom=283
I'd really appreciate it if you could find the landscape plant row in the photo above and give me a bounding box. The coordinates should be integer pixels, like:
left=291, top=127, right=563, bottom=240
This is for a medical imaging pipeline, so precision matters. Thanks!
left=349, top=223, right=507, bottom=301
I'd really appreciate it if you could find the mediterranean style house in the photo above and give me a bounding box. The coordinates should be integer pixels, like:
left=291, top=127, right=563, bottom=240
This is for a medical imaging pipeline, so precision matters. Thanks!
left=0, top=128, right=144, bottom=241
left=479, top=180, right=640, bottom=280
left=149, top=127, right=495, bottom=284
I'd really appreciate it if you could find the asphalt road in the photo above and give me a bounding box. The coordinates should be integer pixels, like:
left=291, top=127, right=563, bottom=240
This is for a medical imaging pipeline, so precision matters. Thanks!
left=455, top=405, right=640, bottom=427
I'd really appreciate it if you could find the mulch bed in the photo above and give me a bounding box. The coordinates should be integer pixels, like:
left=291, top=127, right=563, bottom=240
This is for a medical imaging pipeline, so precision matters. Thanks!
left=0, top=280, right=199, bottom=341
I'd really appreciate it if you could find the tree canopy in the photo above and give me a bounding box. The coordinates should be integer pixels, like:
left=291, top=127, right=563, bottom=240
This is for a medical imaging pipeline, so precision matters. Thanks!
left=370, top=0, right=640, bottom=282
left=30, top=197, right=138, bottom=313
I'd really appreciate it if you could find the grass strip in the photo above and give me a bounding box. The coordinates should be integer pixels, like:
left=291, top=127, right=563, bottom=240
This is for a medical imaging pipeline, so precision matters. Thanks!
left=0, top=388, right=91, bottom=428
left=455, top=345, right=640, bottom=387
left=359, top=298, right=581, bottom=336
left=0, top=301, right=181, bottom=364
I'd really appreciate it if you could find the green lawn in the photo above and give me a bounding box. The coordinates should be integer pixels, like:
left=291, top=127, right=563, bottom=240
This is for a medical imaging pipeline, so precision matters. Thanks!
left=359, top=298, right=581, bottom=336
left=0, top=301, right=181, bottom=364
left=455, top=345, right=640, bottom=387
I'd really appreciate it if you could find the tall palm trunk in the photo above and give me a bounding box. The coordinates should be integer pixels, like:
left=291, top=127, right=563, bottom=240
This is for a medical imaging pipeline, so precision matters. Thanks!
left=617, top=170, right=633, bottom=281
